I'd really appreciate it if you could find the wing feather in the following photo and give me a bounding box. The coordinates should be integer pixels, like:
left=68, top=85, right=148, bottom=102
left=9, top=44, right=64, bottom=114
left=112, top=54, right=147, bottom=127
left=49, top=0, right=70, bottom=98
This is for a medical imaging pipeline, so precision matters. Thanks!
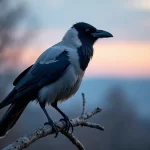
left=0, top=50, right=70, bottom=108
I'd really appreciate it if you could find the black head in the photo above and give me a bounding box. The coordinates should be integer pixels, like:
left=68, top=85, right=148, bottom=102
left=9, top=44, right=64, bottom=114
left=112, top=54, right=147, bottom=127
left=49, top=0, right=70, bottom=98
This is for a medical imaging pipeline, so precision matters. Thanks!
left=72, top=22, right=113, bottom=45
left=70, top=22, right=113, bottom=71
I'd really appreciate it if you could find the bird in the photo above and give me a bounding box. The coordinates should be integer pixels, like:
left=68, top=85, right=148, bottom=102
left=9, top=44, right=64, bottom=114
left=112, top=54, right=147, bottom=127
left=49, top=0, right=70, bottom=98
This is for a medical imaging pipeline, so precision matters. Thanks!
left=0, top=22, right=113, bottom=138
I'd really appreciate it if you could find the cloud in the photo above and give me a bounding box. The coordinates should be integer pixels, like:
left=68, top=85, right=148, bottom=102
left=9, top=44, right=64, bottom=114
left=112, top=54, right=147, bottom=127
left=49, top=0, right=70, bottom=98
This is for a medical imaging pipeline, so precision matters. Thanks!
left=126, top=0, right=150, bottom=11
left=21, top=0, right=150, bottom=41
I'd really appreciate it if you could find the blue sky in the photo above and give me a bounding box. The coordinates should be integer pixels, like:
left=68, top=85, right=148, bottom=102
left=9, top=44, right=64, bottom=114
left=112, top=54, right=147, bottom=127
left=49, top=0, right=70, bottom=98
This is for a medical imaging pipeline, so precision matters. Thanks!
left=20, top=0, right=150, bottom=41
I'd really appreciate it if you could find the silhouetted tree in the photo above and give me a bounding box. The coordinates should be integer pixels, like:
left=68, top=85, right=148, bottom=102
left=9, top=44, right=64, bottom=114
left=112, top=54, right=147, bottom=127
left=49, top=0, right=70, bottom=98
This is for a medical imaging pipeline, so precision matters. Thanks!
left=0, top=1, right=35, bottom=147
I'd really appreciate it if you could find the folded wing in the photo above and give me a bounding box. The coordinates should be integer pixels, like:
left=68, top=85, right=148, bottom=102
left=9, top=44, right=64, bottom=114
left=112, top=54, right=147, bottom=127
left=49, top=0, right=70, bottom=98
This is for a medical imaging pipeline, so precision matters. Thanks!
left=0, top=50, right=70, bottom=108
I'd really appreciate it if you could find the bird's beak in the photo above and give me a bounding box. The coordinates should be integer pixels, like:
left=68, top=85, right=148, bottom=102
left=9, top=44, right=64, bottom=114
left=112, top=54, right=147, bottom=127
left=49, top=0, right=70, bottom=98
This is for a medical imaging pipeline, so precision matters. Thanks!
left=92, top=30, right=113, bottom=38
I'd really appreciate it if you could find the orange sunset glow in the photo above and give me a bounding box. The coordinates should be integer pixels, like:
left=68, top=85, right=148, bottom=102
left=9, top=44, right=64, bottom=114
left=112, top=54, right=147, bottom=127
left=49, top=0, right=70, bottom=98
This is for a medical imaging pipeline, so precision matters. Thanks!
left=4, top=39, right=149, bottom=78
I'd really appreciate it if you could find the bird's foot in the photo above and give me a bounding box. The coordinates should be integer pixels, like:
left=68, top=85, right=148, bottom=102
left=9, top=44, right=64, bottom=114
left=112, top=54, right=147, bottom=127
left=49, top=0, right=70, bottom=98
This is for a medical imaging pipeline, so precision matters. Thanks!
left=44, top=121, right=59, bottom=138
left=60, top=116, right=73, bottom=133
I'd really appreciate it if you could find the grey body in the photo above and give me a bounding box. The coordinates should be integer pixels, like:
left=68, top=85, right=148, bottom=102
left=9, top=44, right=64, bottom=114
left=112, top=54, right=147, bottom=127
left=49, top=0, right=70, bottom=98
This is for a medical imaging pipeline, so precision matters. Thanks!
left=37, top=28, right=84, bottom=104
left=38, top=65, right=83, bottom=104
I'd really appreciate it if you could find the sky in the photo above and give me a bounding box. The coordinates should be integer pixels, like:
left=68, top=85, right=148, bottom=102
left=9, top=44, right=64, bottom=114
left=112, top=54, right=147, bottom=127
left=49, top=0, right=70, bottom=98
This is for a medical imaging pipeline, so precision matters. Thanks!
left=6, top=0, right=150, bottom=78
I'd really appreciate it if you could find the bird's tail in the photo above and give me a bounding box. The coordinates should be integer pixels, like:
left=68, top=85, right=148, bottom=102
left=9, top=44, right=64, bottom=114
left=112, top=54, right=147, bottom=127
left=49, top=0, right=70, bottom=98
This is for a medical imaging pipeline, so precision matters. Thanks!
left=0, top=101, right=29, bottom=138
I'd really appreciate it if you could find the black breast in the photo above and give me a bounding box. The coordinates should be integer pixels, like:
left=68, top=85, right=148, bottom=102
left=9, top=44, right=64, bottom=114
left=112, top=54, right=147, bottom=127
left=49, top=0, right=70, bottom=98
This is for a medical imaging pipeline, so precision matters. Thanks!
left=77, top=45, right=93, bottom=71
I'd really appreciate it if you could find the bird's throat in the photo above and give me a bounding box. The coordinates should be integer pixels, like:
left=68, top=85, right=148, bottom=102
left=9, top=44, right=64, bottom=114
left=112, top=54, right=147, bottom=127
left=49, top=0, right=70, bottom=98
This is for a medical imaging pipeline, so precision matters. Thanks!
left=77, top=44, right=93, bottom=71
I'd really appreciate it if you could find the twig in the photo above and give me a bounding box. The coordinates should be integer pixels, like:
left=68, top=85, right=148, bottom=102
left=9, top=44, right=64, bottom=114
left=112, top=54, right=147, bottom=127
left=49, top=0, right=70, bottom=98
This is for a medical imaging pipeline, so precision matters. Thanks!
left=79, top=107, right=102, bottom=120
left=81, top=93, right=86, bottom=116
left=2, top=94, right=104, bottom=150
left=61, top=131, right=85, bottom=150
left=81, top=121, right=104, bottom=131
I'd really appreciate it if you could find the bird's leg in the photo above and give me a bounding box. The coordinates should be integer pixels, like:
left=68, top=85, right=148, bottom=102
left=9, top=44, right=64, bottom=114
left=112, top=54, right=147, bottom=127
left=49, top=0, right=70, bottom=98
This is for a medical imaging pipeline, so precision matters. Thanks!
left=40, top=103, right=59, bottom=137
left=51, top=102, right=73, bottom=133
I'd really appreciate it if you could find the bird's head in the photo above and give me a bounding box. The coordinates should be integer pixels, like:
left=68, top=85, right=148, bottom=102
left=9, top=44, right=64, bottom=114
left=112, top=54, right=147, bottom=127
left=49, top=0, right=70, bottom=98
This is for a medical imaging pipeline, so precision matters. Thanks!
left=62, top=22, right=113, bottom=71
left=63, top=22, right=113, bottom=48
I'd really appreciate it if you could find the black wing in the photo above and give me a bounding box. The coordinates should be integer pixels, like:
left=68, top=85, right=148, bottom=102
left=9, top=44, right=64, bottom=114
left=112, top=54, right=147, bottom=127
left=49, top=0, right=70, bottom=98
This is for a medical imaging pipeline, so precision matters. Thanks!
left=13, top=65, right=33, bottom=86
left=0, top=51, right=70, bottom=108
left=16, top=50, right=70, bottom=90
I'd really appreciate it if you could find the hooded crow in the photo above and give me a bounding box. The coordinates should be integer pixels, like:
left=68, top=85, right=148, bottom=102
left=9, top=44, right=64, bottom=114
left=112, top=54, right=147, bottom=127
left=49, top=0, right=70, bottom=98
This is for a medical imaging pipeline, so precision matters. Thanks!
left=0, top=22, right=113, bottom=138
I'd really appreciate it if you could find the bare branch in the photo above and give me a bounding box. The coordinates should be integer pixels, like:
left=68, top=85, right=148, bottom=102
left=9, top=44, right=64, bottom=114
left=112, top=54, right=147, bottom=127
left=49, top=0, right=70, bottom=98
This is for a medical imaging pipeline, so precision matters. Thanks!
left=61, top=131, right=85, bottom=150
left=2, top=94, right=103, bottom=150
left=2, top=106, right=102, bottom=150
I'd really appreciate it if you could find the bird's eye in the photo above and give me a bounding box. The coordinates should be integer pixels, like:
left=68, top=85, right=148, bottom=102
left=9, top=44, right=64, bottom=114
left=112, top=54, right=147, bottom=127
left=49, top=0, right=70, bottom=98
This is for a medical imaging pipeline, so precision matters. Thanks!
left=85, top=29, right=90, bottom=33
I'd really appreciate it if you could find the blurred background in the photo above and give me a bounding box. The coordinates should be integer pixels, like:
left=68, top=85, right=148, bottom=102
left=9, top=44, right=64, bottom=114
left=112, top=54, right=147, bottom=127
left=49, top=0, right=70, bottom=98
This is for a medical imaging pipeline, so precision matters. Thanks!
left=0, top=0, right=150, bottom=149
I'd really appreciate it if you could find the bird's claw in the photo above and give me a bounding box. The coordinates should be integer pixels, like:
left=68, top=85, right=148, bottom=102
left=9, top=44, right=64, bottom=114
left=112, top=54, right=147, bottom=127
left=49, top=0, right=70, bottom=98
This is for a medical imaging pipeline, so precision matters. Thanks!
left=44, top=121, right=59, bottom=138
left=60, top=116, right=73, bottom=133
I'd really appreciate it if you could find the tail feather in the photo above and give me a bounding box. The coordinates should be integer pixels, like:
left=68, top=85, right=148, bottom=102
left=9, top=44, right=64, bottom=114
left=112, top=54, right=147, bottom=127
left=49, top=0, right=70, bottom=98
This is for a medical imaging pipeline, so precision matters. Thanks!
left=0, top=88, right=17, bottom=109
left=0, top=101, right=29, bottom=138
